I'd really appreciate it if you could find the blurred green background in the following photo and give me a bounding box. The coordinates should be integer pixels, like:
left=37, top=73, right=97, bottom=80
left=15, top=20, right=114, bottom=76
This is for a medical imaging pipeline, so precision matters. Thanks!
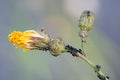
left=0, top=0, right=120, bottom=80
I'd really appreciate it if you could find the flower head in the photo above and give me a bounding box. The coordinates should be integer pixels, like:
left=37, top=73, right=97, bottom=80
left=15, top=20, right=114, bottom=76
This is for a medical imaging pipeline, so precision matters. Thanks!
left=8, top=29, right=50, bottom=50
left=8, top=29, right=66, bottom=57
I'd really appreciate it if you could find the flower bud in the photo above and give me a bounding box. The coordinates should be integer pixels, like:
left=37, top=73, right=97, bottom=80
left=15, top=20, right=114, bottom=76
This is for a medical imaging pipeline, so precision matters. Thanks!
left=49, top=38, right=65, bottom=56
left=78, top=10, right=95, bottom=31
left=78, top=10, right=95, bottom=42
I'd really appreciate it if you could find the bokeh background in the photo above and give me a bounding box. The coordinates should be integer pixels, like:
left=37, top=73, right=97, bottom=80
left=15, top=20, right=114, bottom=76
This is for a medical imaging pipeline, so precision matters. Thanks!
left=0, top=0, right=120, bottom=80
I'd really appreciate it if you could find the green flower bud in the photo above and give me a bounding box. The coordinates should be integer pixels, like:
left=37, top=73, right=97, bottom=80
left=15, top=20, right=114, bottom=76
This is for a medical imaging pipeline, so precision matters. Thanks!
left=78, top=10, right=95, bottom=31
left=49, top=38, right=66, bottom=57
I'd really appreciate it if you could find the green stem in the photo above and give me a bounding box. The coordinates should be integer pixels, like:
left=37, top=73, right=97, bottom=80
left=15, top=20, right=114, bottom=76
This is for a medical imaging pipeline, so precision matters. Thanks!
left=76, top=52, right=109, bottom=80
left=64, top=45, right=109, bottom=80
left=81, top=40, right=84, bottom=53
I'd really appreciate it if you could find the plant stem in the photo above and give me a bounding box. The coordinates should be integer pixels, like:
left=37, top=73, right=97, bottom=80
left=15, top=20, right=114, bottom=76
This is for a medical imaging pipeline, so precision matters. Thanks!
left=76, top=52, right=109, bottom=80
left=65, top=45, right=109, bottom=80
left=81, top=40, right=84, bottom=53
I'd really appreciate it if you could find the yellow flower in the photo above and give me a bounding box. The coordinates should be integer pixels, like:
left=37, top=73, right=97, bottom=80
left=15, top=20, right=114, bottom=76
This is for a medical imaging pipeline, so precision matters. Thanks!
left=8, top=30, right=50, bottom=50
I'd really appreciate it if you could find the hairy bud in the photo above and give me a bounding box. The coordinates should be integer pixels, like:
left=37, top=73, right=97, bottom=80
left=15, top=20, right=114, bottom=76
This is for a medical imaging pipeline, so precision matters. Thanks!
left=78, top=10, right=95, bottom=42
left=78, top=10, right=95, bottom=31
left=49, top=38, right=65, bottom=56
